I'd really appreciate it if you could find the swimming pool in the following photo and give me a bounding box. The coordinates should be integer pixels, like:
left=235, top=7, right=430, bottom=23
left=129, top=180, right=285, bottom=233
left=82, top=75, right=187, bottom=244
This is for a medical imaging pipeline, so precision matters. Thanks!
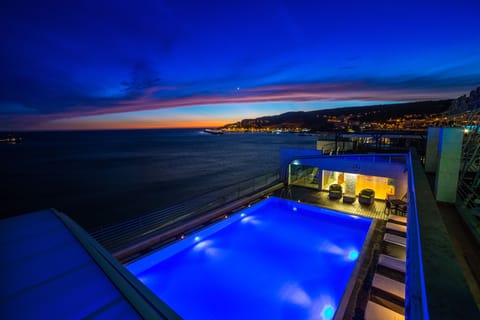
left=127, top=197, right=372, bottom=319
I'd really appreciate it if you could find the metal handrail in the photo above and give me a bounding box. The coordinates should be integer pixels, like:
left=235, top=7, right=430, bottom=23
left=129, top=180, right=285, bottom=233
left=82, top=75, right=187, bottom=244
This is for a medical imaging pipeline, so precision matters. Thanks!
left=457, top=182, right=480, bottom=210
left=89, top=171, right=280, bottom=252
left=289, top=153, right=407, bottom=163
left=55, top=209, right=181, bottom=319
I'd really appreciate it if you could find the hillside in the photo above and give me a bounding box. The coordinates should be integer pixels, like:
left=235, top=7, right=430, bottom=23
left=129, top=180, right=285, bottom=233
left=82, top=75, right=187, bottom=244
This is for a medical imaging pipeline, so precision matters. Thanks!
left=224, top=100, right=453, bottom=131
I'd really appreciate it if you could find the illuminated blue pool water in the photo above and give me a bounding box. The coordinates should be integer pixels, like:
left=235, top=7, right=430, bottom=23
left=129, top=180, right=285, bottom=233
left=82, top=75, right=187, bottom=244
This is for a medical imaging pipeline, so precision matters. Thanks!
left=127, top=197, right=372, bottom=319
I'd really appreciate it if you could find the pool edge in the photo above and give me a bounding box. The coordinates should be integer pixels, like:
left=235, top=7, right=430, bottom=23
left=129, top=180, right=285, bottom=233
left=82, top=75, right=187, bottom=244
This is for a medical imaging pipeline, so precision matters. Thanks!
left=334, top=217, right=379, bottom=320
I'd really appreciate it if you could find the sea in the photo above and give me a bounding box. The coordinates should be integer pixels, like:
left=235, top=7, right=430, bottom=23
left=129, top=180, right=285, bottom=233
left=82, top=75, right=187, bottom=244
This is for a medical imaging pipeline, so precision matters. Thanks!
left=0, top=129, right=317, bottom=230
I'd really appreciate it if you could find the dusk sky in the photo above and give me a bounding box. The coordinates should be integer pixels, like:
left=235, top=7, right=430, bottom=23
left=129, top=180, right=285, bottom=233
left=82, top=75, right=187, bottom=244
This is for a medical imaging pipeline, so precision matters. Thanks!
left=1, top=0, right=479, bottom=130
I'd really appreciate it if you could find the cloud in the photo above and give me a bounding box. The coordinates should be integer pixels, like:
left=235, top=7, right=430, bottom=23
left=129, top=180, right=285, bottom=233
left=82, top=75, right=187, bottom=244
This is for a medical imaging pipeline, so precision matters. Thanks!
left=0, top=103, right=36, bottom=114
left=1, top=0, right=479, bottom=131
left=0, top=0, right=185, bottom=114
left=120, top=61, right=163, bottom=97
left=3, top=77, right=472, bottom=130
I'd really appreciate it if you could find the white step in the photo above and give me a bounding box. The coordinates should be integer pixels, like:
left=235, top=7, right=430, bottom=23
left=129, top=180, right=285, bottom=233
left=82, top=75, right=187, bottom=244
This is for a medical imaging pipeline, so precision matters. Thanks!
left=378, top=254, right=406, bottom=273
left=388, top=214, right=407, bottom=224
left=365, top=301, right=404, bottom=320
left=384, top=233, right=406, bottom=247
left=386, top=222, right=407, bottom=233
left=372, top=273, right=405, bottom=300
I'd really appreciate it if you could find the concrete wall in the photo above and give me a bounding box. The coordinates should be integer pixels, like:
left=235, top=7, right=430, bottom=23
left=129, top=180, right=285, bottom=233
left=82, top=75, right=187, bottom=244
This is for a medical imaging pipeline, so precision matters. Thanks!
left=395, top=169, right=409, bottom=200
left=425, top=127, right=440, bottom=173
left=299, top=157, right=406, bottom=180
left=434, top=128, right=463, bottom=203
left=344, top=173, right=357, bottom=194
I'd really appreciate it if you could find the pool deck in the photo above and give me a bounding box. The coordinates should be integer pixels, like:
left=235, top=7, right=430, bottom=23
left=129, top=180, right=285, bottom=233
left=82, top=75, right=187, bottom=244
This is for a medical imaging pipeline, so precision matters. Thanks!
left=273, top=186, right=389, bottom=220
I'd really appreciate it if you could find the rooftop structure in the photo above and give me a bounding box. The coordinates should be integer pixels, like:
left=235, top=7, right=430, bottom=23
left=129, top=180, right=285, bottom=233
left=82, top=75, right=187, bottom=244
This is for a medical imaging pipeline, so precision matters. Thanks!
left=0, top=209, right=180, bottom=319
left=1, top=124, right=479, bottom=319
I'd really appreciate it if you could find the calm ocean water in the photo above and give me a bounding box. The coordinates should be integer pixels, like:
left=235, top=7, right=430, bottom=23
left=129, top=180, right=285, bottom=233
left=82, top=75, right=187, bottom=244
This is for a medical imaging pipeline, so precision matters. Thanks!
left=0, top=129, right=317, bottom=229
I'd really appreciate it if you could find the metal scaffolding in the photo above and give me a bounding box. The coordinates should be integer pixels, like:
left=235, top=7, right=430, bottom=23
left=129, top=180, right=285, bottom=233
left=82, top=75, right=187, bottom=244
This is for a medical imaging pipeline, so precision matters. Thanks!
left=444, top=89, right=480, bottom=210
left=458, top=109, right=480, bottom=210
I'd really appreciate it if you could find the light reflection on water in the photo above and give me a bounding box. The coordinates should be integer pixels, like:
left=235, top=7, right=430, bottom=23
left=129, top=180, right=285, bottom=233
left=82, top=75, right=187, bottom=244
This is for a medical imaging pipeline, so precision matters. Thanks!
left=129, top=198, right=371, bottom=319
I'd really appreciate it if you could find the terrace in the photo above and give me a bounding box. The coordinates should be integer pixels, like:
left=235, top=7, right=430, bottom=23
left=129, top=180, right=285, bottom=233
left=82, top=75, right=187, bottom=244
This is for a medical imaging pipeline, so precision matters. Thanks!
left=2, top=132, right=479, bottom=319
left=85, top=147, right=480, bottom=318
left=273, top=186, right=390, bottom=220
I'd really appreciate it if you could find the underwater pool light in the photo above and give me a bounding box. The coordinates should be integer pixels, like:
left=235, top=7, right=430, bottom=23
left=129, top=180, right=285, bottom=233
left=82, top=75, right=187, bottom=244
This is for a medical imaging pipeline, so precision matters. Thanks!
left=348, top=250, right=359, bottom=260
left=322, top=305, right=335, bottom=319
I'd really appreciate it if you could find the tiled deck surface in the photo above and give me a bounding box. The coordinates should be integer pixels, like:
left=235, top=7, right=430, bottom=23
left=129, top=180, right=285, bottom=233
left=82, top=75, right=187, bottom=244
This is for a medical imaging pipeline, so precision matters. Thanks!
left=274, top=186, right=389, bottom=220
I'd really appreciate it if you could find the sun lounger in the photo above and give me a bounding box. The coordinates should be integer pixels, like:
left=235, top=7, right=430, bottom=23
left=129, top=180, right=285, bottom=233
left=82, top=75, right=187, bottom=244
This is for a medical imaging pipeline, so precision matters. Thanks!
left=386, top=222, right=407, bottom=234
left=372, top=273, right=405, bottom=300
left=365, top=301, right=405, bottom=320
left=384, top=233, right=406, bottom=247
left=388, top=214, right=407, bottom=225
left=378, top=254, right=406, bottom=273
